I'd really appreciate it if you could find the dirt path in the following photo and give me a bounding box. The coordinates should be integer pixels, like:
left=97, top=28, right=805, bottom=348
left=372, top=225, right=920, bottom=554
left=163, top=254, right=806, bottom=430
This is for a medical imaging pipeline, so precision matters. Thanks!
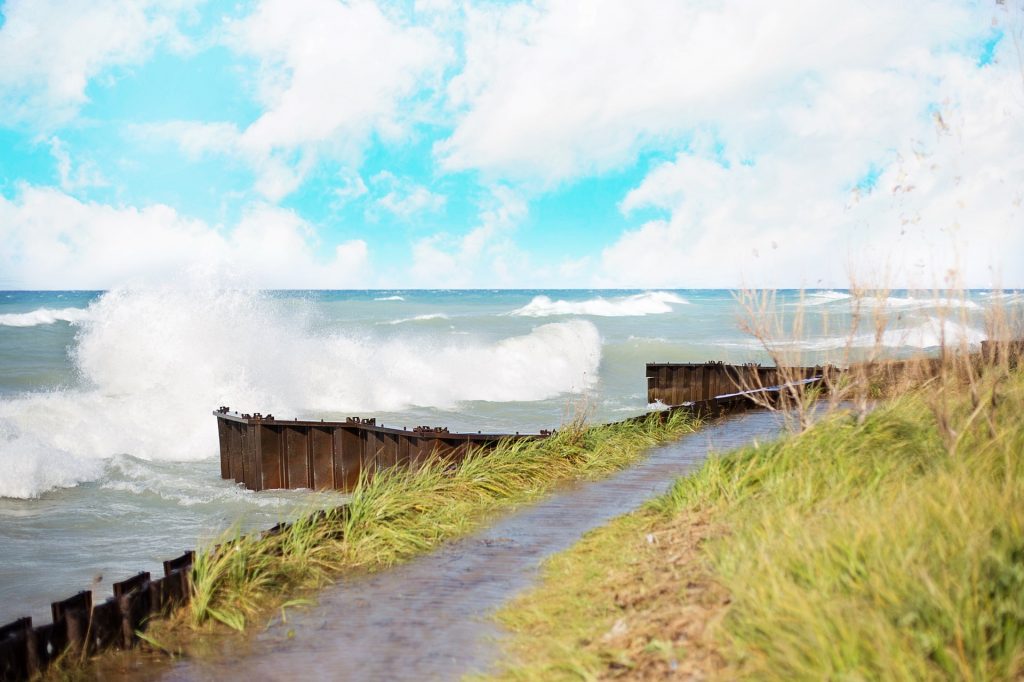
left=138, top=410, right=783, bottom=681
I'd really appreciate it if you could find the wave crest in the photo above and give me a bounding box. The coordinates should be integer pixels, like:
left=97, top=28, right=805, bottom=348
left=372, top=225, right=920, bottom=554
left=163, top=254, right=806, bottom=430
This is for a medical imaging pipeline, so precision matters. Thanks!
left=510, top=291, right=687, bottom=317
left=0, top=287, right=601, bottom=499
left=723, top=317, right=986, bottom=352
left=387, top=313, right=450, bottom=325
left=0, top=307, right=90, bottom=327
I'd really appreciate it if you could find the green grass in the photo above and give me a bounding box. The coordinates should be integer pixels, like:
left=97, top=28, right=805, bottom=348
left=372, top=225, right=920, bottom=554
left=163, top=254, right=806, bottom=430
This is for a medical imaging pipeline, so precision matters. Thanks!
left=187, top=410, right=698, bottom=632
left=487, top=368, right=1024, bottom=680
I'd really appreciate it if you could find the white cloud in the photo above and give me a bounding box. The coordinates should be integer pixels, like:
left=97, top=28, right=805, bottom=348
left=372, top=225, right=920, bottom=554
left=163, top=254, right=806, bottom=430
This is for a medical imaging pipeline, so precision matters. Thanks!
left=433, top=0, right=1020, bottom=287
left=154, top=0, right=450, bottom=201
left=2, top=0, right=1019, bottom=289
left=0, top=186, right=371, bottom=289
left=370, top=171, right=445, bottom=218
left=48, top=137, right=108, bottom=191
left=334, top=173, right=369, bottom=205
left=438, top=0, right=978, bottom=184
left=0, top=0, right=196, bottom=126
left=598, top=49, right=1024, bottom=288
left=407, top=186, right=528, bottom=286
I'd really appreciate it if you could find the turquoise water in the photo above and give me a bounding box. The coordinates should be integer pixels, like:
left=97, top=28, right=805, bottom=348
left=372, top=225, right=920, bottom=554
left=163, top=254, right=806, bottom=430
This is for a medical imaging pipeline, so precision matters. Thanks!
left=0, top=287, right=1004, bottom=623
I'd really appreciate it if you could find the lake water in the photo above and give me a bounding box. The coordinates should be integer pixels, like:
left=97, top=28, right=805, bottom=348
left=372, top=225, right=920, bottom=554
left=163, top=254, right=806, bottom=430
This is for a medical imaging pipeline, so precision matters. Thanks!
left=0, top=287, right=1004, bottom=624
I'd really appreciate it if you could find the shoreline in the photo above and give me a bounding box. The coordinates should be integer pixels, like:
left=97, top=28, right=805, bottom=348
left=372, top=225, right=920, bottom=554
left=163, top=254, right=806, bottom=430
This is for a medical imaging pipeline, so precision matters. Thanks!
left=4, top=345, right=1018, bottom=679
left=18, top=410, right=701, bottom=680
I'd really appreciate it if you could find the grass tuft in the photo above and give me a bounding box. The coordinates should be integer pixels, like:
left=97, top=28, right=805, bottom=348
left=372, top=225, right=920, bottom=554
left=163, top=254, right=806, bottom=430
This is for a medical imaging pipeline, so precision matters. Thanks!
left=486, top=367, right=1024, bottom=681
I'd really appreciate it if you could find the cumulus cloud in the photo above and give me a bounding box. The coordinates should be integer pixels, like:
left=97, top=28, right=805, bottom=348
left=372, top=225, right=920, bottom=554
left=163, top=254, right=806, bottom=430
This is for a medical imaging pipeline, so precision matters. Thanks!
left=49, top=137, right=108, bottom=192
left=2, top=0, right=1020, bottom=289
left=433, top=0, right=1020, bottom=286
left=0, top=0, right=196, bottom=126
left=150, top=0, right=450, bottom=201
left=439, top=0, right=977, bottom=184
left=595, top=25, right=1024, bottom=288
left=408, top=186, right=529, bottom=286
left=369, top=171, right=445, bottom=219
left=141, top=120, right=312, bottom=201
left=0, top=186, right=370, bottom=289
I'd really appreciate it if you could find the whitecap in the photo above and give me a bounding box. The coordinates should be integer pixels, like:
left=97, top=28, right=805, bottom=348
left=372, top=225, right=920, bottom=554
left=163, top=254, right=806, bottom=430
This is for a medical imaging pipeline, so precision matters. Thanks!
left=386, top=313, right=449, bottom=325
left=0, top=286, right=602, bottom=499
left=509, top=291, right=688, bottom=317
left=801, top=291, right=852, bottom=306
left=0, top=307, right=90, bottom=327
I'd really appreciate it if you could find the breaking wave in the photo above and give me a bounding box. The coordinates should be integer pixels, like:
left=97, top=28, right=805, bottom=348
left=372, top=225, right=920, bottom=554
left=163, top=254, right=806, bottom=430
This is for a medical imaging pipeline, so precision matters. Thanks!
left=0, top=307, right=90, bottom=327
left=387, top=313, right=450, bottom=325
left=0, top=287, right=601, bottom=499
left=722, top=317, right=987, bottom=352
left=510, top=291, right=688, bottom=317
left=801, top=291, right=852, bottom=306
left=799, top=291, right=980, bottom=310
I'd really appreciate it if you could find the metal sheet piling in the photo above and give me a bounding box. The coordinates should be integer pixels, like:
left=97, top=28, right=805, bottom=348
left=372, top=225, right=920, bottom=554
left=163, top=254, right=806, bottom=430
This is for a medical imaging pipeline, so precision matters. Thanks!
left=213, top=409, right=541, bottom=493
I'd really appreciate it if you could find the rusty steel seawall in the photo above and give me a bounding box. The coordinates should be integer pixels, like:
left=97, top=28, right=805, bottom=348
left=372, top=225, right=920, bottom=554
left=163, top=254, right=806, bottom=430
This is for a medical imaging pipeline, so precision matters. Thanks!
left=214, top=411, right=546, bottom=493
left=645, top=361, right=833, bottom=406
left=216, top=361, right=836, bottom=494
left=0, top=552, right=194, bottom=682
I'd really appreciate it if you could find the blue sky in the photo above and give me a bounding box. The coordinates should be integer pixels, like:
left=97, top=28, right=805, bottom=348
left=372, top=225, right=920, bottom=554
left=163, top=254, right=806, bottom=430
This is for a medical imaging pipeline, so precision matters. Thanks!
left=0, top=0, right=1021, bottom=289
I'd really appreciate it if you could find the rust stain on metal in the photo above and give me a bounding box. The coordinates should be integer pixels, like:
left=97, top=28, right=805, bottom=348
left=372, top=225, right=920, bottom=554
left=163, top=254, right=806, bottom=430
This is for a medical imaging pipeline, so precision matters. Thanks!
left=644, top=361, right=835, bottom=406
left=213, top=407, right=551, bottom=493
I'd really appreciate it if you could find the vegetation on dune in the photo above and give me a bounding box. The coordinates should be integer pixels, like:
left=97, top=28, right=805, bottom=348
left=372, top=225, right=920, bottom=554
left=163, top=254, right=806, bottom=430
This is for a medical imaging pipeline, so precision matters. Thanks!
left=186, top=410, right=698, bottom=633
left=487, top=364, right=1024, bottom=681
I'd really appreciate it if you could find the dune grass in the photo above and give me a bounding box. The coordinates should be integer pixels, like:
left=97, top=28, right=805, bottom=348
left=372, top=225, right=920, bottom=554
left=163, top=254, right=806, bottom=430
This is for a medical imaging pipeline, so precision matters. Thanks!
left=185, top=410, right=698, bottom=633
left=487, top=366, right=1024, bottom=680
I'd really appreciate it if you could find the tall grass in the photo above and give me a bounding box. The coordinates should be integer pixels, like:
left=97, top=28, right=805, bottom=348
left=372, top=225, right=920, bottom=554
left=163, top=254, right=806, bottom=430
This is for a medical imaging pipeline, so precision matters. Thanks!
left=484, top=288, right=1023, bottom=680
left=653, top=366, right=1024, bottom=679
left=734, top=282, right=1023, bottom=433
left=188, top=410, right=698, bottom=631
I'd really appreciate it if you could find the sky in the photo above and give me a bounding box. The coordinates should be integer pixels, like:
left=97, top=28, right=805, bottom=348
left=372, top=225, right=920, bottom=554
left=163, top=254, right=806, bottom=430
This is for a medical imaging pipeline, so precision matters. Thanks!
left=0, top=0, right=1021, bottom=290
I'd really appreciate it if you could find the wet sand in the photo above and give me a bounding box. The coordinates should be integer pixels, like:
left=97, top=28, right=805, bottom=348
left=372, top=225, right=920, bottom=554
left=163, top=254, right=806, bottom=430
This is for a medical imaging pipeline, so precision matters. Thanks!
left=131, top=409, right=784, bottom=681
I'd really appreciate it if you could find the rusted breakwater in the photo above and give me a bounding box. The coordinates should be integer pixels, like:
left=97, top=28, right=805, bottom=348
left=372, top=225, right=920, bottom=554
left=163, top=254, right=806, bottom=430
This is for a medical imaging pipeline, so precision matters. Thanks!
left=214, top=410, right=549, bottom=493
left=645, top=361, right=836, bottom=406
left=0, top=552, right=193, bottom=682
left=216, top=361, right=832, bottom=494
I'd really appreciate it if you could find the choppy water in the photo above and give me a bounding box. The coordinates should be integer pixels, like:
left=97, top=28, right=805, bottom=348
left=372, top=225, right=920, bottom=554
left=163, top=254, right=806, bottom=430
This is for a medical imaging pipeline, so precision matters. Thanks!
left=0, top=287, right=1008, bottom=624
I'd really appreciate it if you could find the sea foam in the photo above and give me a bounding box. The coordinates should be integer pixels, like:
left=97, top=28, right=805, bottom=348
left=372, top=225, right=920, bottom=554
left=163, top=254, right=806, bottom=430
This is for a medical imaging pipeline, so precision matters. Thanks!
left=780, top=318, right=984, bottom=351
left=0, top=307, right=90, bottom=327
left=0, top=287, right=601, bottom=499
left=510, top=291, right=687, bottom=317
left=387, top=313, right=450, bottom=325
left=799, top=291, right=980, bottom=310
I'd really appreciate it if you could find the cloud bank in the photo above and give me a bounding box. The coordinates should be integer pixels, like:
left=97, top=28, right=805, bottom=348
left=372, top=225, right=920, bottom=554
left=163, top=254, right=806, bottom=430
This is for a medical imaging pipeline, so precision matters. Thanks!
left=0, top=186, right=369, bottom=289
left=0, top=0, right=1020, bottom=289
